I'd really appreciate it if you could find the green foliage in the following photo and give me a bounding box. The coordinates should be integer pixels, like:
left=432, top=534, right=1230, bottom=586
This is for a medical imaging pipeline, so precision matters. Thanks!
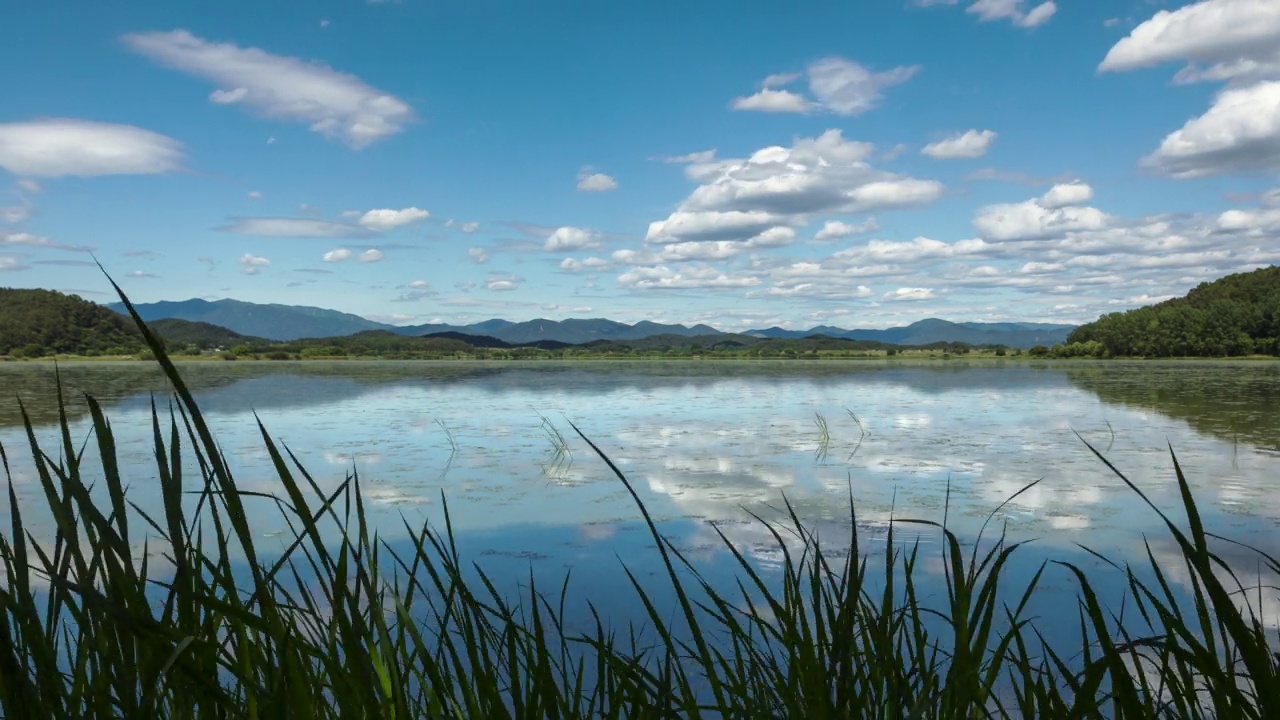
left=0, top=284, right=1277, bottom=718
left=1067, top=265, right=1280, bottom=357
left=148, top=318, right=260, bottom=350
left=0, top=288, right=144, bottom=357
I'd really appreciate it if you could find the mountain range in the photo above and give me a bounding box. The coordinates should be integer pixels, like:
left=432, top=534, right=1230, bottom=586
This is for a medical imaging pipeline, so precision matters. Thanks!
left=107, top=298, right=1076, bottom=348
left=748, top=318, right=1075, bottom=348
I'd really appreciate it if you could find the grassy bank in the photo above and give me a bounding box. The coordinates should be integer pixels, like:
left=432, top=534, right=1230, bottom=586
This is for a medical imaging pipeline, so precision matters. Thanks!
left=0, top=284, right=1278, bottom=718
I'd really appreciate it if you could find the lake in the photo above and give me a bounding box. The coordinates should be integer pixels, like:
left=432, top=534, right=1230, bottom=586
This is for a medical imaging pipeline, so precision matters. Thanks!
left=2, top=359, right=1278, bottom=644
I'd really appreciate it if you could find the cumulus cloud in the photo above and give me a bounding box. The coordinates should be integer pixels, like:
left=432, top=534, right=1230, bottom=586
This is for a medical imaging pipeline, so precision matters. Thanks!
left=322, top=248, right=352, bottom=262
left=921, top=129, right=998, bottom=159
left=646, top=129, right=942, bottom=244
left=468, top=247, right=490, bottom=263
left=239, top=253, right=270, bottom=275
left=357, top=207, right=429, bottom=231
left=1039, top=181, right=1094, bottom=208
left=1141, top=81, right=1280, bottom=177
left=358, top=248, right=384, bottom=263
left=733, top=57, right=919, bottom=116
left=577, top=169, right=618, bottom=192
left=0, top=255, right=27, bottom=272
left=967, top=0, right=1058, bottom=28
left=973, top=190, right=1112, bottom=241
left=1098, top=2, right=1280, bottom=178
left=460, top=221, right=480, bottom=233
left=1099, top=0, right=1280, bottom=84
left=222, top=217, right=371, bottom=238
left=123, top=30, right=413, bottom=147
left=814, top=219, right=880, bottom=241
left=0, top=119, right=183, bottom=177
left=544, top=226, right=601, bottom=252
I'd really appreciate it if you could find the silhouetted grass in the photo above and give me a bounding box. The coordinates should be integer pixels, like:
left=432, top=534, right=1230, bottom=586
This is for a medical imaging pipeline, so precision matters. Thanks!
left=0, top=278, right=1276, bottom=718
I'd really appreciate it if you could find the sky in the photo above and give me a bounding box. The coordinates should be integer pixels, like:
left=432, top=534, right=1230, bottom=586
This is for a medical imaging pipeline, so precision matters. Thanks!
left=2, top=0, right=1279, bottom=331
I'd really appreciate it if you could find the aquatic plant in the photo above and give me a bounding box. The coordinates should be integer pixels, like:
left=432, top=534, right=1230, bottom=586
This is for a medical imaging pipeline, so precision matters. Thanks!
left=0, top=279, right=1276, bottom=718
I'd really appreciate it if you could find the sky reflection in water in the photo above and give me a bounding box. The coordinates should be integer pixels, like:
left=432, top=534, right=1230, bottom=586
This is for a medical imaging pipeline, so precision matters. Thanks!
left=1, top=360, right=1277, bottom=638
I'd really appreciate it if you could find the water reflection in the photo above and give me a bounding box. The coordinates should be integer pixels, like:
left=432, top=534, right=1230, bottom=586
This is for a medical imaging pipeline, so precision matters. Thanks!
left=1, top=361, right=1277, bottom=603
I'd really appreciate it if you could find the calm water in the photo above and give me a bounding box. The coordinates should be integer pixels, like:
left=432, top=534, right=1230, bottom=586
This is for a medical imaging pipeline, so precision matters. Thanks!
left=2, top=359, right=1278, bottom=636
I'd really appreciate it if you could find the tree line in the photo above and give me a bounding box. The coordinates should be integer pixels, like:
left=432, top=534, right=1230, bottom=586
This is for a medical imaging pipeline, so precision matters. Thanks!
left=1061, top=265, right=1280, bottom=358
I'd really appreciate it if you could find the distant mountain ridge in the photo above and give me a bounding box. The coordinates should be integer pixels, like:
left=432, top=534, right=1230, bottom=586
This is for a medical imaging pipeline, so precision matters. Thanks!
left=107, top=298, right=386, bottom=341
left=746, top=318, right=1076, bottom=348
left=108, top=298, right=1075, bottom=347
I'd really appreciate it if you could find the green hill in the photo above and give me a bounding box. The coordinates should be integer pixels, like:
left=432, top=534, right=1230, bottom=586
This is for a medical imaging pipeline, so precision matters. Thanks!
left=1066, top=266, right=1280, bottom=357
left=0, top=288, right=145, bottom=357
left=148, top=318, right=264, bottom=350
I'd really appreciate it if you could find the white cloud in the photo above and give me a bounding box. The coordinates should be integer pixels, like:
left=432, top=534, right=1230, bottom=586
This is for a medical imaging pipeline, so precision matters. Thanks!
left=617, top=265, right=762, bottom=290
left=358, top=248, right=384, bottom=263
left=123, top=29, right=413, bottom=147
left=973, top=195, right=1112, bottom=241
left=647, top=129, right=941, bottom=244
left=209, top=87, right=248, bottom=104
left=247, top=190, right=262, bottom=199
left=1098, top=3, right=1280, bottom=178
left=239, top=253, right=270, bottom=275
left=0, top=119, right=183, bottom=177
left=848, top=179, right=944, bottom=208
left=577, top=170, right=619, bottom=192
left=646, top=210, right=790, bottom=244
left=222, top=217, right=370, bottom=238
left=544, top=226, right=600, bottom=252
left=921, top=129, right=998, bottom=159
left=1039, top=181, right=1094, bottom=208
left=967, top=0, right=1058, bottom=28
left=1141, top=81, right=1280, bottom=177
left=660, top=149, right=717, bottom=165
left=486, top=273, right=522, bottom=291
left=16, top=179, right=40, bottom=194
left=126, top=270, right=157, bottom=279
left=883, top=287, right=937, bottom=300
left=1099, top=0, right=1280, bottom=84
left=731, top=89, right=813, bottom=113
left=814, top=219, right=879, bottom=241
left=560, top=256, right=612, bottom=272
left=460, top=221, right=480, bottom=233
left=357, top=207, right=429, bottom=231
left=733, top=57, right=918, bottom=116
left=323, top=248, right=352, bottom=262
left=468, top=247, right=490, bottom=263
left=808, top=57, right=920, bottom=115
left=0, top=255, right=27, bottom=272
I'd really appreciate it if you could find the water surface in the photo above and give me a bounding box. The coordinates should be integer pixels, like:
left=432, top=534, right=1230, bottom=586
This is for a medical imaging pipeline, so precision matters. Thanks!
left=2, top=359, right=1277, bottom=635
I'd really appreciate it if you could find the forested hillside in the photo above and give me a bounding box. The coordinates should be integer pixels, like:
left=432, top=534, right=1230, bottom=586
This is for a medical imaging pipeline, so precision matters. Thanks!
left=0, top=288, right=145, bottom=357
left=1065, top=266, right=1280, bottom=357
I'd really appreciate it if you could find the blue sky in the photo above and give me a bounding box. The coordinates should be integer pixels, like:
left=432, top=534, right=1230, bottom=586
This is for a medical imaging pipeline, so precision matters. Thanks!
left=2, top=0, right=1279, bottom=330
